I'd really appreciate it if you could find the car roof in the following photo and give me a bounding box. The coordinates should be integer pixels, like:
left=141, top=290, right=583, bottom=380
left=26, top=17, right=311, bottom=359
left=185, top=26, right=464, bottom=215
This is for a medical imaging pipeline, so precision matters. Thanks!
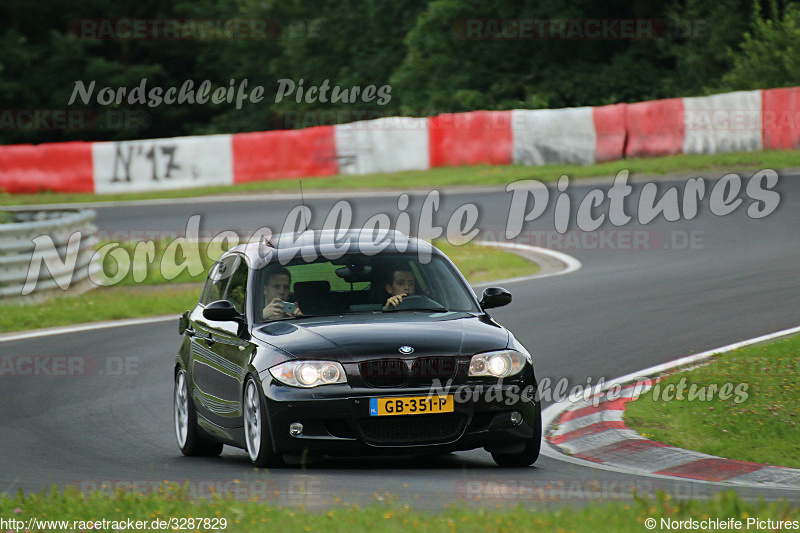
left=223, top=230, right=442, bottom=267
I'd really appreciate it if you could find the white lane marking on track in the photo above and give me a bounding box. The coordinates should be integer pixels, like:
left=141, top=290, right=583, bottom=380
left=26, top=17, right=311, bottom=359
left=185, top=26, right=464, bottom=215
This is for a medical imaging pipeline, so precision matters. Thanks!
left=540, top=324, right=800, bottom=489
left=0, top=315, right=177, bottom=342
left=471, top=241, right=582, bottom=287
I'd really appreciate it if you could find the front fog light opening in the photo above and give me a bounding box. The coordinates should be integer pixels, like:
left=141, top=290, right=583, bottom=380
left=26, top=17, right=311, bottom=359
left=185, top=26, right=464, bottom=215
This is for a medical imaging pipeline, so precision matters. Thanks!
left=510, top=411, right=523, bottom=425
left=289, top=422, right=304, bottom=437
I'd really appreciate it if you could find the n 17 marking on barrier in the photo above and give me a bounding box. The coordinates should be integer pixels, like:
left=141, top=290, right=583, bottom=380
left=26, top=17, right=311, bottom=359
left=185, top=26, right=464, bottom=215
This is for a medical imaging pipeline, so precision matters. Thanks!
left=112, top=143, right=183, bottom=183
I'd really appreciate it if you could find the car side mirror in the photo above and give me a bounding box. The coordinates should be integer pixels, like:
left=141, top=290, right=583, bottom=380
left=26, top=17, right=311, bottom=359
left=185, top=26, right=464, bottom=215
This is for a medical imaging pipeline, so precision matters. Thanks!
left=203, top=300, right=250, bottom=340
left=480, top=287, right=512, bottom=309
left=203, top=300, right=243, bottom=322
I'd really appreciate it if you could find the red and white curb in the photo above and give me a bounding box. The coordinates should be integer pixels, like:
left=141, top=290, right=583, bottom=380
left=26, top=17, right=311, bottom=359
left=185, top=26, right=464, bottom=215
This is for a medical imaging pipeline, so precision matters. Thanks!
left=541, top=325, right=800, bottom=490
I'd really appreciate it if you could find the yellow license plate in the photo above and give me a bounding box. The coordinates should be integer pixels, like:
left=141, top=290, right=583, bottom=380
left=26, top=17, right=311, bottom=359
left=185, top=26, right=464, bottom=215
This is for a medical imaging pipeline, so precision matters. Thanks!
left=369, top=395, right=454, bottom=416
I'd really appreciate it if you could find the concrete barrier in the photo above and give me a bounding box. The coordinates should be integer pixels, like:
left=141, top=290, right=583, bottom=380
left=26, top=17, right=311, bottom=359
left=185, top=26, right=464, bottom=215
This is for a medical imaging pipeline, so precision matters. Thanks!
left=334, top=117, right=430, bottom=175
left=91, top=134, right=234, bottom=193
left=512, top=107, right=597, bottom=165
left=2, top=87, right=800, bottom=193
left=682, top=90, right=762, bottom=155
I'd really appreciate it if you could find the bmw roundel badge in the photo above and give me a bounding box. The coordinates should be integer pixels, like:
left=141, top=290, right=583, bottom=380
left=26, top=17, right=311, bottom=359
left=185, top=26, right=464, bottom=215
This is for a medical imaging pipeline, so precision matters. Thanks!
left=398, top=346, right=414, bottom=354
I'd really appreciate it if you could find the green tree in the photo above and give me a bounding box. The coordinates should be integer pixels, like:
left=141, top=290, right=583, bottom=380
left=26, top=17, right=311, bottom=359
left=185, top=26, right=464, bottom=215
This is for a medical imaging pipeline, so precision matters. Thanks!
left=390, top=0, right=678, bottom=112
left=267, top=0, right=429, bottom=126
left=721, top=2, right=800, bottom=90
left=661, top=0, right=762, bottom=96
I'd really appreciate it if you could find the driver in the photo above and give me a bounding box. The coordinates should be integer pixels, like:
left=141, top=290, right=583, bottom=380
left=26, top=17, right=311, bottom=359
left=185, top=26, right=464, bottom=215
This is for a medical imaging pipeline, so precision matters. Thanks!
left=262, top=266, right=303, bottom=320
left=383, top=267, right=416, bottom=309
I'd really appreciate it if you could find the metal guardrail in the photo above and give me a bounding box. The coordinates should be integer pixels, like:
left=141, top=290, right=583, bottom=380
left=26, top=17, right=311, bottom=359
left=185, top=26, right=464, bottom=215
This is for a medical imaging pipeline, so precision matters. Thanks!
left=0, top=210, right=100, bottom=302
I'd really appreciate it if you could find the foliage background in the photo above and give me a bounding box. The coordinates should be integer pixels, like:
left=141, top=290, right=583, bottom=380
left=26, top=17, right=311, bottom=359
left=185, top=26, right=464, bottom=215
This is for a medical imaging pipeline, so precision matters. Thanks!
left=2, top=0, right=799, bottom=144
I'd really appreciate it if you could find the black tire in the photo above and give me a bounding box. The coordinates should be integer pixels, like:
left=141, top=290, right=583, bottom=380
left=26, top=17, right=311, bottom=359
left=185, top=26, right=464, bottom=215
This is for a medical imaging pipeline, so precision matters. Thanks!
left=174, top=368, right=223, bottom=457
left=491, top=402, right=542, bottom=467
left=242, top=375, right=284, bottom=468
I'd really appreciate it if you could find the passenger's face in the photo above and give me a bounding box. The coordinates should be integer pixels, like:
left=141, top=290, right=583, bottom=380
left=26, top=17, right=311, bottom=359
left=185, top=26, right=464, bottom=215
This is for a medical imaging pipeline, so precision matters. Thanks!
left=264, top=274, right=291, bottom=302
left=386, top=271, right=415, bottom=296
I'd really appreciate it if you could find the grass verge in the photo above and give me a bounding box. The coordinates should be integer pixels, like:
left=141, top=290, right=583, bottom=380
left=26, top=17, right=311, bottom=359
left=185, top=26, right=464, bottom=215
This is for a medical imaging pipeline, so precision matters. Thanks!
left=0, top=486, right=797, bottom=533
left=624, top=333, right=800, bottom=468
left=432, top=241, right=538, bottom=284
left=3, top=150, right=800, bottom=206
left=0, top=241, right=538, bottom=334
left=0, top=285, right=202, bottom=333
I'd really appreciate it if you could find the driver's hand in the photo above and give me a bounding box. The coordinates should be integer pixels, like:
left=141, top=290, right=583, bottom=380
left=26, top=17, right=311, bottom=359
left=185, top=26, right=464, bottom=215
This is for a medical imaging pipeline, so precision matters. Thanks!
left=263, top=298, right=286, bottom=320
left=384, top=293, right=407, bottom=310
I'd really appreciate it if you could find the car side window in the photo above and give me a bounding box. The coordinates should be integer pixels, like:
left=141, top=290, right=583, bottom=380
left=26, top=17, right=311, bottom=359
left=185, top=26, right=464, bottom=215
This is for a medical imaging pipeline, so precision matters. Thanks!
left=223, top=258, right=249, bottom=314
left=201, top=255, right=239, bottom=306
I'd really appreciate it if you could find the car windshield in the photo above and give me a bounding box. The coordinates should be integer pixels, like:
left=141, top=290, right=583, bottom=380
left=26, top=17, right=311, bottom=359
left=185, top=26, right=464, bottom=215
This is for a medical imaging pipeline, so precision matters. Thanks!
left=252, top=252, right=480, bottom=322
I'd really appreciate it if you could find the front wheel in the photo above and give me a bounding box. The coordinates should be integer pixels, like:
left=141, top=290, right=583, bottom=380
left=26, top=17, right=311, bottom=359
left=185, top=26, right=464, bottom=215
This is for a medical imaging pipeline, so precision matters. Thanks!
left=174, top=368, right=223, bottom=457
left=243, top=376, right=284, bottom=467
left=491, top=402, right=542, bottom=467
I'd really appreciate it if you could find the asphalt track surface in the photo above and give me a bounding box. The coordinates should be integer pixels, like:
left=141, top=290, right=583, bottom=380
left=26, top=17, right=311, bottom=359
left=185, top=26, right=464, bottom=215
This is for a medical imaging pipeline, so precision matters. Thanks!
left=2, top=172, right=799, bottom=508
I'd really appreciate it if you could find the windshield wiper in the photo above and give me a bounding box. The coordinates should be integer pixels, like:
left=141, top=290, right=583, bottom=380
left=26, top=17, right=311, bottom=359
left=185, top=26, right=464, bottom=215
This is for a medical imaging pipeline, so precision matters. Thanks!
left=267, top=311, right=380, bottom=321
left=268, top=314, right=327, bottom=321
left=382, top=307, right=449, bottom=313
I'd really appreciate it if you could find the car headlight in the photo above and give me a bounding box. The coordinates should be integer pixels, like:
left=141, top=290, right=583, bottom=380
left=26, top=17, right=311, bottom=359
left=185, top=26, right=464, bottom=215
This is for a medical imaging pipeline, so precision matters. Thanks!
left=469, top=350, right=526, bottom=378
left=269, top=361, right=347, bottom=388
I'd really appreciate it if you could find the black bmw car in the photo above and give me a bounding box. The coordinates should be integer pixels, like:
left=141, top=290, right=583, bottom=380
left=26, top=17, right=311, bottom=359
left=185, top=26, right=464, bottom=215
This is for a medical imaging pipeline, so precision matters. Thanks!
left=174, top=230, right=541, bottom=467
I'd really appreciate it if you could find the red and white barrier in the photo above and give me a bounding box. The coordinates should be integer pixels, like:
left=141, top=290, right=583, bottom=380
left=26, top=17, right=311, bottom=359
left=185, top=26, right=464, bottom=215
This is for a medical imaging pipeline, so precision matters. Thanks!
left=592, top=103, right=627, bottom=163
left=511, top=107, right=597, bottom=165
left=232, top=126, right=337, bottom=183
left=429, top=111, right=512, bottom=167
left=683, top=90, right=762, bottom=155
left=91, top=134, right=233, bottom=194
left=3, top=87, right=800, bottom=195
left=625, top=97, right=685, bottom=158
left=762, top=87, right=800, bottom=150
left=334, top=117, right=429, bottom=175
left=0, top=142, right=94, bottom=194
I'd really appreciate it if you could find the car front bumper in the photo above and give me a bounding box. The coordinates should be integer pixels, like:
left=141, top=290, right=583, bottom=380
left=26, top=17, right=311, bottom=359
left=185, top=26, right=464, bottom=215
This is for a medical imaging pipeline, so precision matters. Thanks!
left=261, top=378, right=540, bottom=455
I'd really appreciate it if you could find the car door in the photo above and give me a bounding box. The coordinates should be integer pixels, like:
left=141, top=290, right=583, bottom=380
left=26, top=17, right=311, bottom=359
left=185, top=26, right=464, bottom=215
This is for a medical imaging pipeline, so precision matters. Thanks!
left=189, top=254, right=254, bottom=428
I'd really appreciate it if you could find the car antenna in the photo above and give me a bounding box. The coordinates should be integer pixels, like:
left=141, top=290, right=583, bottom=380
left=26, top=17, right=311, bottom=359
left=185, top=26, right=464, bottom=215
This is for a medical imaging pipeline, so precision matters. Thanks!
left=258, top=234, right=275, bottom=258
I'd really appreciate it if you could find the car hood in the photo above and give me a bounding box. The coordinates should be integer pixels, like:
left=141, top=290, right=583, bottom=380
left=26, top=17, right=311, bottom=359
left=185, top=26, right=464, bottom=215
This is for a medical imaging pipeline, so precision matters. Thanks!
left=252, top=312, right=509, bottom=361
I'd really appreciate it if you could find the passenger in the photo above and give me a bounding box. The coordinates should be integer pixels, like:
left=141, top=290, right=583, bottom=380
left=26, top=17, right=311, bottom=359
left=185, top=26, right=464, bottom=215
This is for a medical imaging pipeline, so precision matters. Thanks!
left=383, top=267, right=416, bottom=309
left=262, top=266, right=303, bottom=320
